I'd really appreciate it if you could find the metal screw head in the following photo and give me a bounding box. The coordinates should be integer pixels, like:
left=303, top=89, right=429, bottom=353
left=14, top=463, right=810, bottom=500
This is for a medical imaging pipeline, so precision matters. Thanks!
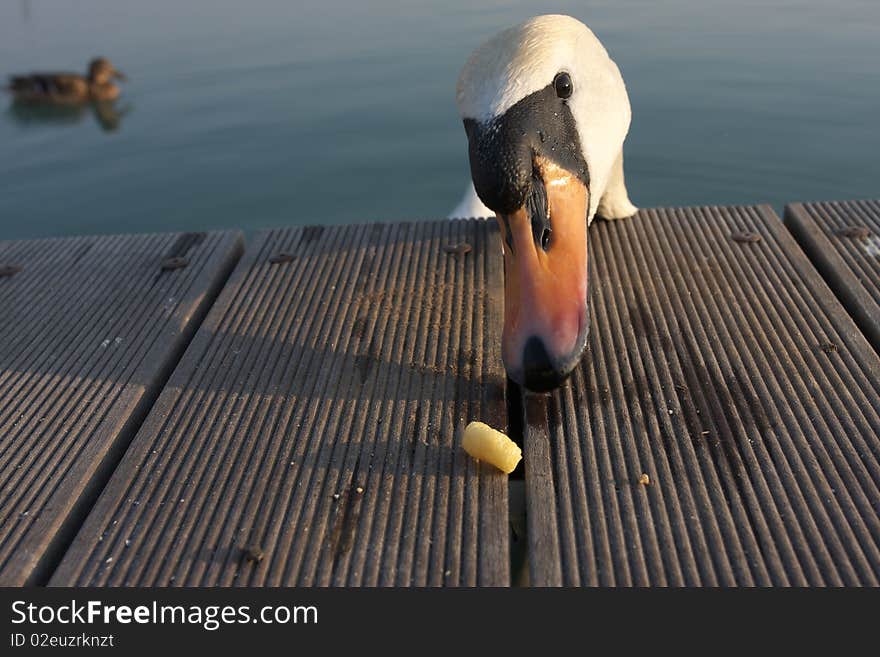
left=160, top=256, right=189, bottom=271
left=269, top=252, right=296, bottom=264
left=730, top=231, right=761, bottom=243
left=835, top=225, right=871, bottom=239
left=443, top=242, right=472, bottom=256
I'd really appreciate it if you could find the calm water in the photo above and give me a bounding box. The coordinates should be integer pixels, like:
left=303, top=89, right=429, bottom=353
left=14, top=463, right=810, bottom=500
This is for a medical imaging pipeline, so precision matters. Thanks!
left=1, top=0, right=879, bottom=240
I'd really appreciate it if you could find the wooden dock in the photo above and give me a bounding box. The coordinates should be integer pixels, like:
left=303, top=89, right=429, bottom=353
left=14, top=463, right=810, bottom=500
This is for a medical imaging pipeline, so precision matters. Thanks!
left=1, top=203, right=878, bottom=586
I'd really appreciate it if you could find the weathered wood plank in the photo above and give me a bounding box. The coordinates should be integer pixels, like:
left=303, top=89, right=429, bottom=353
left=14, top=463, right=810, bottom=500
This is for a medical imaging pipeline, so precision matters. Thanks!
left=524, top=206, right=880, bottom=586
left=51, top=220, right=509, bottom=587
left=0, top=230, right=243, bottom=585
left=784, top=200, right=880, bottom=353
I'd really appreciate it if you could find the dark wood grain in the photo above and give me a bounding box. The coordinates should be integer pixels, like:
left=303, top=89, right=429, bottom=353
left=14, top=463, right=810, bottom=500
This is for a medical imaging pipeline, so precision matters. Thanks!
left=51, top=220, right=510, bottom=587
left=524, top=206, right=880, bottom=586
left=784, top=200, right=880, bottom=353
left=0, top=230, right=243, bottom=585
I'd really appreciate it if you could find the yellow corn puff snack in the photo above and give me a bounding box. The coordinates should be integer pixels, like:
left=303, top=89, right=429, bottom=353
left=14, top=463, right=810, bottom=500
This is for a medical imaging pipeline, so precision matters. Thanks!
left=462, top=421, right=521, bottom=474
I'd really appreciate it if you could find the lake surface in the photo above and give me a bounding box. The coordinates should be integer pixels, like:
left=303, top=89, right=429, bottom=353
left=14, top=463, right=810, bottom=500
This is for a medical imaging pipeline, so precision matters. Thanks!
left=1, top=0, right=879, bottom=240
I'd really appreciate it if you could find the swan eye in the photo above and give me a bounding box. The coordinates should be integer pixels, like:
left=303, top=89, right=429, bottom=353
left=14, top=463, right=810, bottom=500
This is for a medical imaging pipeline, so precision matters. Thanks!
left=553, top=72, right=573, bottom=99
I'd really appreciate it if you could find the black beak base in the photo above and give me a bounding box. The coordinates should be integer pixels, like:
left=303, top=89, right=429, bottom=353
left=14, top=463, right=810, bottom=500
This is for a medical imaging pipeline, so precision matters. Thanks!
left=522, top=336, right=570, bottom=392
left=463, top=83, right=589, bottom=217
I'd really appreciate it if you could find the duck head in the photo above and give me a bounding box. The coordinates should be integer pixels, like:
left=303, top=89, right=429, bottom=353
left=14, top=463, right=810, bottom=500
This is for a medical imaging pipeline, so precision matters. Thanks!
left=456, top=15, right=633, bottom=391
left=88, top=57, right=126, bottom=85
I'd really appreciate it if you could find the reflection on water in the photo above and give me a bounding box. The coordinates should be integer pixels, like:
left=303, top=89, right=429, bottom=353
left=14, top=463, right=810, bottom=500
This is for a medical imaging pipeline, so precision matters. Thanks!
left=7, top=100, right=130, bottom=132
left=0, top=1, right=879, bottom=240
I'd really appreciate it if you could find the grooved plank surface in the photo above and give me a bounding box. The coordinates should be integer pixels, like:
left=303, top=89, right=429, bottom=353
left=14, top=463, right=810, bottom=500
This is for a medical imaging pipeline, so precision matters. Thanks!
left=524, top=206, right=880, bottom=586
left=785, top=200, right=880, bottom=352
left=0, top=230, right=243, bottom=585
left=52, top=220, right=509, bottom=587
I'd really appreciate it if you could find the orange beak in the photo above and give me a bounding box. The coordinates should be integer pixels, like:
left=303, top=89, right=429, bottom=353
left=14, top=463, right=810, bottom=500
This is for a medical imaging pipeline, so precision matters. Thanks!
left=496, top=156, right=589, bottom=391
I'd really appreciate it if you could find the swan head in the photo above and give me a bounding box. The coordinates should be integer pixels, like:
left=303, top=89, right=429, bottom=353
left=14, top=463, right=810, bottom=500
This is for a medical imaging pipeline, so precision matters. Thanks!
left=456, top=14, right=632, bottom=391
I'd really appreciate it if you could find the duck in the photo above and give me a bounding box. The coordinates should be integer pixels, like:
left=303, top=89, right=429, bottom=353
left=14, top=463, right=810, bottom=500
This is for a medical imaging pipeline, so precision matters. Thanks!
left=452, top=14, right=637, bottom=392
left=7, top=57, right=126, bottom=104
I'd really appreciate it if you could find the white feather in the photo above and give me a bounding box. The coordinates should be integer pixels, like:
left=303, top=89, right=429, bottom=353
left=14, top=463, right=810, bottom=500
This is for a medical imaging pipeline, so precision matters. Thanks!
left=448, top=181, right=495, bottom=219
left=452, top=14, right=636, bottom=223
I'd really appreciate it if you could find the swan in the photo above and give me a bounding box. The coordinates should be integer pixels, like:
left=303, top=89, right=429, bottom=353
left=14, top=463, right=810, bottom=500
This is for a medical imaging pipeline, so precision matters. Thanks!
left=453, top=14, right=637, bottom=391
